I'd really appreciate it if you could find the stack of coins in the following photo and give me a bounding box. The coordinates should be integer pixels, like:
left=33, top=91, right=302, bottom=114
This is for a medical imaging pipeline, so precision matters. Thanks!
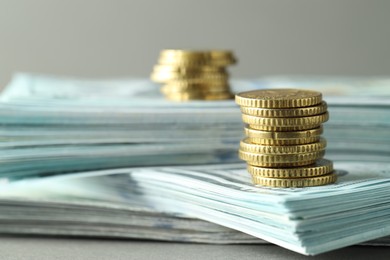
left=235, top=89, right=337, bottom=188
left=151, top=50, right=236, bottom=101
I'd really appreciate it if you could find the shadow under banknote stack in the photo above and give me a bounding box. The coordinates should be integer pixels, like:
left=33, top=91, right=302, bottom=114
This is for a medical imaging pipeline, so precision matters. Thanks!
left=235, top=89, right=337, bottom=187
left=151, top=50, right=236, bottom=101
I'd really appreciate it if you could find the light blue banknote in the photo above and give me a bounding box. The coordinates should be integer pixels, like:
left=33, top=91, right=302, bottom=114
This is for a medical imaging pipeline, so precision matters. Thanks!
left=1, top=160, right=390, bottom=255
left=0, top=74, right=389, bottom=180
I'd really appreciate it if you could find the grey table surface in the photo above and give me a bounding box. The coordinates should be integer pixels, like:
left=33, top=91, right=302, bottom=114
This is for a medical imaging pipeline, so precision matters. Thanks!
left=1, top=236, right=389, bottom=260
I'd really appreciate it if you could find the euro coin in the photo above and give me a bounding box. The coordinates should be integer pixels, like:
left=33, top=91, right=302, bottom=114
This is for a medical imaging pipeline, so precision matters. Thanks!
left=251, top=172, right=337, bottom=188
left=163, top=92, right=203, bottom=101
left=238, top=149, right=325, bottom=167
left=241, top=112, right=329, bottom=127
left=246, top=137, right=320, bottom=145
left=203, top=92, right=234, bottom=100
left=153, top=65, right=226, bottom=74
left=240, top=138, right=326, bottom=154
left=151, top=72, right=228, bottom=83
left=248, top=124, right=322, bottom=132
left=235, top=89, right=322, bottom=108
left=245, top=159, right=320, bottom=168
left=161, top=84, right=230, bottom=94
left=152, top=49, right=236, bottom=102
left=158, top=50, right=236, bottom=66
left=166, top=78, right=229, bottom=87
left=244, top=126, right=323, bottom=139
left=247, top=159, right=334, bottom=178
left=159, top=50, right=209, bottom=60
left=209, top=50, right=236, bottom=61
left=166, top=92, right=233, bottom=101
left=240, top=101, right=327, bottom=117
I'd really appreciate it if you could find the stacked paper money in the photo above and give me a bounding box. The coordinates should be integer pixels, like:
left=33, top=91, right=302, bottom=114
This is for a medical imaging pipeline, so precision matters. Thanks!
left=1, top=165, right=390, bottom=250
left=130, top=162, right=390, bottom=255
left=0, top=73, right=390, bottom=255
left=1, top=74, right=389, bottom=181
left=0, top=174, right=259, bottom=244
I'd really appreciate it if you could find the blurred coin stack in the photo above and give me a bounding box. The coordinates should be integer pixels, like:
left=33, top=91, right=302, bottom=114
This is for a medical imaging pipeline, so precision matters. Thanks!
left=235, top=89, right=337, bottom=188
left=151, top=50, right=236, bottom=101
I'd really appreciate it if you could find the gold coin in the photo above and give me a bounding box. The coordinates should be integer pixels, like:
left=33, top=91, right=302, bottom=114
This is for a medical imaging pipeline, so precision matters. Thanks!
left=240, top=138, right=326, bottom=154
left=159, top=58, right=234, bottom=67
left=245, top=159, right=318, bottom=168
left=251, top=172, right=337, bottom=188
left=162, top=88, right=231, bottom=96
left=158, top=57, right=208, bottom=65
left=164, top=91, right=202, bottom=100
left=238, top=149, right=325, bottom=167
left=248, top=124, right=321, bottom=131
left=158, top=50, right=236, bottom=66
left=166, top=78, right=229, bottom=87
left=203, top=92, right=234, bottom=100
left=159, top=50, right=209, bottom=59
left=165, top=91, right=233, bottom=101
left=153, top=65, right=226, bottom=74
left=246, top=137, right=320, bottom=145
left=161, top=84, right=230, bottom=94
left=244, top=126, right=323, bottom=139
left=247, top=159, right=334, bottom=178
left=151, top=72, right=228, bottom=83
left=235, top=89, right=322, bottom=108
left=210, top=50, right=236, bottom=60
left=160, top=50, right=233, bottom=57
left=150, top=73, right=229, bottom=83
left=160, top=49, right=206, bottom=55
left=209, top=58, right=237, bottom=67
left=240, top=101, right=327, bottom=117
left=241, top=112, right=329, bottom=127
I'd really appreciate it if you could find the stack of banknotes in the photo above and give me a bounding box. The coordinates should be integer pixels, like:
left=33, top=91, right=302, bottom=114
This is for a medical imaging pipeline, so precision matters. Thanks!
left=0, top=173, right=260, bottom=244
left=0, top=73, right=389, bottom=255
left=1, top=162, right=390, bottom=255
left=1, top=73, right=389, bottom=180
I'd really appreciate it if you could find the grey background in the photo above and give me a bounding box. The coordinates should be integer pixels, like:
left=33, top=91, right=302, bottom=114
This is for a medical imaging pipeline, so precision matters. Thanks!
left=1, top=237, right=389, bottom=260
left=1, top=1, right=390, bottom=258
left=1, top=0, right=390, bottom=88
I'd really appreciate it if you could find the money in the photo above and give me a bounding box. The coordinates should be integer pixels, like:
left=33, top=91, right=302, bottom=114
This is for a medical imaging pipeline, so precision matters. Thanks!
left=248, top=124, right=322, bottom=131
left=0, top=177, right=260, bottom=244
left=158, top=50, right=236, bottom=66
left=161, top=82, right=229, bottom=93
left=234, top=89, right=323, bottom=108
left=238, top=150, right=325, bottom=167
left=0, top=163, right=390, bottom=254
left=0, top=73, right=389, bottom=256
left=244, top=126, right=323, bottom=145
left=251, top=172, right=337, bottom=187
left=240, top=138, right=326, bottom=154
left=130, top=161, right=390, bottom=255
left=151, top=50, right=236, bottom=101
left=240, top=101, right=328, bottom=117
left=241, top=112, right=329, bottom=127
left=247, top=159, right=334, bottom=178
left=236, top=89, right=336, bottom=187
left=0, top=73, right=389, bottom=181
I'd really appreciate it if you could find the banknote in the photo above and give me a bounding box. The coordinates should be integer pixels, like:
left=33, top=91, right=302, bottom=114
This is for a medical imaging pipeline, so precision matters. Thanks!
left=0, top=175, right=258, bottom=243
left=129, top=161, right=390, bottom=255
left=0, top=197, right=259, bottom=244
left=0, top=74, right=389, bottom=180
left=3, top=73, right=390, bottom=103
left=1, top=162, right=390, bottom=253
left=0, top=73, right=390, bottom=255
